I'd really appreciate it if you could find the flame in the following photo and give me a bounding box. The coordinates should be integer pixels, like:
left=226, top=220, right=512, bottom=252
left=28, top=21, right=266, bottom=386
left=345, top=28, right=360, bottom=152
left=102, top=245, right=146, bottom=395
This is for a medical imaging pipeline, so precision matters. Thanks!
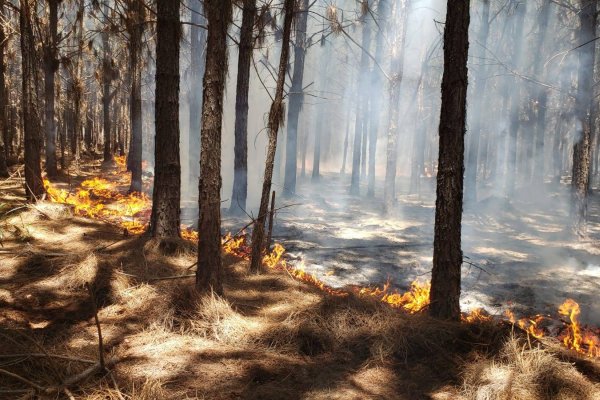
left=462, top=308, right=493, bottom=323
left=357, top=279, right=431, bottom=313
left=41, top=166, right=600, bottom=359
left=558, top=299, right=599, bottom=357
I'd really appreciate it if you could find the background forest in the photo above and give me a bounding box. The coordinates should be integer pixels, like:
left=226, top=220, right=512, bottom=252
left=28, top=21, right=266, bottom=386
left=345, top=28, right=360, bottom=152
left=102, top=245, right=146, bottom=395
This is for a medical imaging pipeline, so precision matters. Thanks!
left=0, top=0, right=600, bottom=399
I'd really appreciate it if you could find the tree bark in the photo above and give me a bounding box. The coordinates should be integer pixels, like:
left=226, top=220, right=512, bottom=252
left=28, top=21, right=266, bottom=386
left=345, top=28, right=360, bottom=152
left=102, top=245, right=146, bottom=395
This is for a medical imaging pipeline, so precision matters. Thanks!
left=249, top=0, right=294, bottom=274
left=230, top=0, right=256, bottom=214
left=283, top=0, right=309, bottom=196
left=101, top=1, right=114, bottom=164
left=429, top=0, right=470, bottom=321
left=0, top=0, right=8, bottom=177
left=188, top=0, right=206, bottom=198
left=20, top=0, right=45, bottom=201
left=43, top=0, right=60, bottom=177
left=127, top=0, right=145, bottom=193
left=150, top=0, right=182, bottom=238
left=571, top=0, right=596, bottom=236
left=196, top=0, right=232, bottom=293
left=383, top=0, right=409, bottom=210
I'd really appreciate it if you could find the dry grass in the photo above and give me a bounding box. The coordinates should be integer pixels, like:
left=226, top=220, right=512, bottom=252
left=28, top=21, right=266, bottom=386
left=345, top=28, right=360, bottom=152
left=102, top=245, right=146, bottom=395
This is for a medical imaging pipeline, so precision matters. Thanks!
left=1, top=200, right=599, bottom=399
left=461, top=338, right=600, bottom=399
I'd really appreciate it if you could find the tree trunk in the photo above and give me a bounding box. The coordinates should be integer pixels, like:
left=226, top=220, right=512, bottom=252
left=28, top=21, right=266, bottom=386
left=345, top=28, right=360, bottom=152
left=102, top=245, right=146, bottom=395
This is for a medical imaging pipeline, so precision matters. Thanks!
left=312, top=39, right=331, bottom=182
left=101, top=1, right=114, bottom=164
left=188, top=0, right=206, bottom=198
left=20, top=0, right=45, bottom=201
left=505, top=2, right=526, bottom=196
left=383, top=0, right=409, bottom=211
left=350, top=15, right=372, bottom=195
left=0, top=0, right=8, bottom=177
left=429, top=0, right=470, bottom=321
left=249, top=0, right=294, bottom=273
left=196, top=0, right=232, bottom=293
left=230, top=0, right=256, bottom=214
left=43, top=0, right=60, bottom=177
left=367, top=0, right=390, bottom=197
left=464, top=0, right=490, bottom=202
left=283, top=0, right=309, bottom=196
left=150, top=0, right=182, bottom=238
left=530, top=1, right=551, bottom=187
left=571, top=0, right=596, bottom=236
left=128, top=0, right=145, bottom=193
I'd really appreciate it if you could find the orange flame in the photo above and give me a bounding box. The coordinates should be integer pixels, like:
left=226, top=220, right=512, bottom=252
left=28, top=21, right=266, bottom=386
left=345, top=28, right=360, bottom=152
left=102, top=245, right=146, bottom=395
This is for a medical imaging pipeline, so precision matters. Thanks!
left=357, top=279, right=431, bottom=313
left=558, top=299, right=599, bottom=357
left=462, top=308, right=493, bottom=323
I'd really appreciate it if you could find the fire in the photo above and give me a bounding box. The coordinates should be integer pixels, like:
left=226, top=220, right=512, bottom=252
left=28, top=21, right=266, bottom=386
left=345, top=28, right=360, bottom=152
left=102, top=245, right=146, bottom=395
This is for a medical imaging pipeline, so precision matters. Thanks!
left=462, top=308, right=493, bottom=323
left=41, top=165, right=600, bottom=359
left=558, top=299, right=599, bottom=357
left=357, top=279, right=431, bottom=313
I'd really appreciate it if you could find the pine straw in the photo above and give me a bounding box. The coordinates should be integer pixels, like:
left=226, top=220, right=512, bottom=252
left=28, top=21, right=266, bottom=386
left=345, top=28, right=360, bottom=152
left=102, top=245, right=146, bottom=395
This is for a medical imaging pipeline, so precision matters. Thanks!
left=1, top=206, right=599, bottom=398
left=460, top=338, right=600, bottom=399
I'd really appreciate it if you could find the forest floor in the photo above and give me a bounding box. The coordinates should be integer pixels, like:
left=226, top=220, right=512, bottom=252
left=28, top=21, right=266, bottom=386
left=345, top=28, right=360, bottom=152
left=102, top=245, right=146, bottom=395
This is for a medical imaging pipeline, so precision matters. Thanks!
left=220, top=173, right=600, bottom=326
left=1, top=161, right=600, bottom=399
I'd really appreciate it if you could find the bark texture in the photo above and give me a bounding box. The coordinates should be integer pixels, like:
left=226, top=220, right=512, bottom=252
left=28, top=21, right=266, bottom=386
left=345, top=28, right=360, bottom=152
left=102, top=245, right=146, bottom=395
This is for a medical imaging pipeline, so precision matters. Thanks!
left=283, top=0, right=309, bottom=196
left=43, top=0, right=60, bottom=177
left=20, top=0, right=45, bottom=201
left=230, top=0, right=256, bottom=214
left=188, top=0, right=206, bottom=196
left=429, top=0, right=470, bottom=321
left=0, top=0, right=8, bottom=177
left=196, top=0, right=233, bottom=293
left=127, top=0, right=145, bottom=193
left=571, top=0, right=596, bottom=236
left=150, top=0, right=182, bottom=238
left=249, top=0, right=294, bottom=273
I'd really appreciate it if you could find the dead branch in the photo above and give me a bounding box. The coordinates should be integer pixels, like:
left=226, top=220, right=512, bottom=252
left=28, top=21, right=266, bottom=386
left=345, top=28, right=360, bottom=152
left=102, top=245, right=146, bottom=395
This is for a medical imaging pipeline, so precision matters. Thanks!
left=0, top=354, right=95, bottom=364
left=0, top=368, right=46, bottom=392
left=85, top=282, right=105, bottom=371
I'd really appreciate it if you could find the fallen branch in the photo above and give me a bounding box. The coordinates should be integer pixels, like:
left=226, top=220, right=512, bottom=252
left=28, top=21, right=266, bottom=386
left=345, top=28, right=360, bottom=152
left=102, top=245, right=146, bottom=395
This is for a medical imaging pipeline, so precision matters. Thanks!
left=148, top=274, right=195, bottom=282
left=0, top=368, right=45, bottom=392
left=0, top=353, right=95, bottom=364
left=85, top=282, right=105, bottom=371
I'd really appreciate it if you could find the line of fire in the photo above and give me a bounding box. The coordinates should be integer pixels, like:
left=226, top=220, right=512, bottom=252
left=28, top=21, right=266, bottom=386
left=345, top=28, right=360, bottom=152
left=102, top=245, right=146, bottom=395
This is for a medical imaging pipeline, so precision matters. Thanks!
left=1, top=0, right=599, bottom=398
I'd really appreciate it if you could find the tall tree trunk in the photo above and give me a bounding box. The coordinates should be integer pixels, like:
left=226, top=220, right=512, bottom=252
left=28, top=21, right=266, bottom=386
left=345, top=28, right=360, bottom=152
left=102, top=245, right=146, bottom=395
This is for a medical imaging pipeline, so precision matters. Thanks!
left=249, top=0, right=294, bottom=273
left=367, top=0, right=389, bottom=197
left=188, top=0, right=206, bottom=198
left=230, top=0, right=256, bottom=214
left=150, top=0, right=182, bottom=238
left=101, top=1, right=114, bottom=164
left=571, top=0, right=597, bottom=236
left=128, top=0, right=145, bottom=193
left=531, top=0, right=551, bottom=187
left=383, top=0, right=409, bottom=210
left=0, top=0, right=8, bottom=177
left=429, top=0, right=470, bottom=321
left=20, top=0, right=45, bottom=200
left=505, top=2, right=526, bottom=196
left=464, top=0, right=490, bottom=202
left=312, top=39, right=331, bottom=181
left=283, top=0, right=309, bottom=196
left=43, top=0, right=60, bottom=177
left=196, top=0, right=233, bottom=293
left=350, top=14, right=373, bottom=195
